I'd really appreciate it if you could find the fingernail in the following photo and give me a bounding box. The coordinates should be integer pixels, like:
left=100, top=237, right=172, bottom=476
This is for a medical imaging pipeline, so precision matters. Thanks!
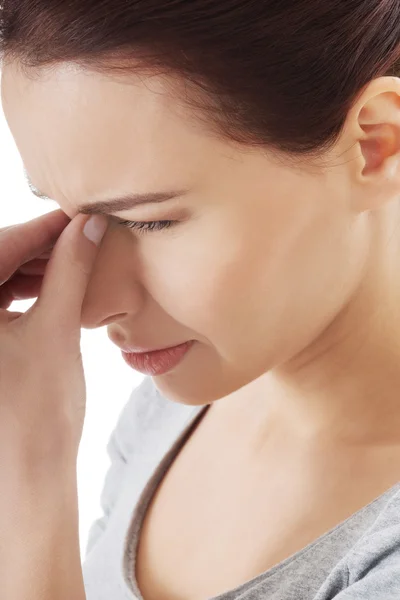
left=83, top=215, right=108, bottom=246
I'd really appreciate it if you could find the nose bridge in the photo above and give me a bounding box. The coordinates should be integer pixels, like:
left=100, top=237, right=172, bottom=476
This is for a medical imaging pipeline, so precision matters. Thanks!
left=81, top=226, right=143, bottom=329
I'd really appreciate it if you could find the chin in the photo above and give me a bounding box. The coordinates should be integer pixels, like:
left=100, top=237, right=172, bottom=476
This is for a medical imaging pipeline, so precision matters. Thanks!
left=151, top=363, right=265, bottom=407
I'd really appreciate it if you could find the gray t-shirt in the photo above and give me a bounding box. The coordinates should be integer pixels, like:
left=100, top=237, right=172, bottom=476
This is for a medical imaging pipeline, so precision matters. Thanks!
left=82, top=376, right=400, bottom=599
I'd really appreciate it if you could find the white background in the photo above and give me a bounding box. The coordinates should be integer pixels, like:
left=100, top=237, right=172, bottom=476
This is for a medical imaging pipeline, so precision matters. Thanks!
left=0, top=96, right=146, bottom=557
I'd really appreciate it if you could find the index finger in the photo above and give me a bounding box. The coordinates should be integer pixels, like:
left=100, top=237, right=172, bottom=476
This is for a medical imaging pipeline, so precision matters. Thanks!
left=0, top=209, right=71, bottom=285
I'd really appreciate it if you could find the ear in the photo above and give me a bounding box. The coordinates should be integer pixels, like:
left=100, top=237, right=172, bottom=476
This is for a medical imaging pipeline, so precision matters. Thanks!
left=342, top=77, right=400, bottom=213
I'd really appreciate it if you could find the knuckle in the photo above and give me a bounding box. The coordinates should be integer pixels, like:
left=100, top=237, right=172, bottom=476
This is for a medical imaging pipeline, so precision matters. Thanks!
left=69, top=252, right=91, bottom=276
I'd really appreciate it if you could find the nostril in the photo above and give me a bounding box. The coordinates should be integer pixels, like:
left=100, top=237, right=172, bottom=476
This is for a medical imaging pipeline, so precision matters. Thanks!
left=99, top=313, right=128, bottom=327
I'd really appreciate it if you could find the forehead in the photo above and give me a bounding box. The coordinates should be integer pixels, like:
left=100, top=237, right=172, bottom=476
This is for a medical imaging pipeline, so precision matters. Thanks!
left=0, top=62, right=212, bottom=199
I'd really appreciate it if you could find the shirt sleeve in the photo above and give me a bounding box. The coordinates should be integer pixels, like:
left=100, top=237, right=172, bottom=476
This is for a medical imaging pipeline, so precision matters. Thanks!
left=83, top=376, right=155, bottom=559
left=84, top=425, right=128, bottom=558
left=332, top=562, right=400, bottom=599
left=330, top=507, right=400, bottom=599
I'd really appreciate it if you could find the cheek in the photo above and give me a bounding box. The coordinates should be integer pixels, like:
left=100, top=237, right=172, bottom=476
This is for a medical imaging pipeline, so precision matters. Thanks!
left=146, top=245, right=236, bottom=328
left=143, top=223, right=276, bottom=336
left=140, top=201, right=348, bottom=355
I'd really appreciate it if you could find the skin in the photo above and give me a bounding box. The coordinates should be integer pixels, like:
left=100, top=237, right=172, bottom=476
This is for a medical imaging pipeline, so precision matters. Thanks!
left=2, top=61, right=400, bottom=458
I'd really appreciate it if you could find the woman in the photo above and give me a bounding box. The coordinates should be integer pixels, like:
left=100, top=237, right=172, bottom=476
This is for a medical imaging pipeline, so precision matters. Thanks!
left=0, top=0, right=400, bottom=598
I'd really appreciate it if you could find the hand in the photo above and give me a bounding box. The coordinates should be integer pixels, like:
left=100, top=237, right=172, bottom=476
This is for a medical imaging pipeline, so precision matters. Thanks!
left=0, top=210, right=70, bottom=310
left=0, top=209, right=108, bottom=465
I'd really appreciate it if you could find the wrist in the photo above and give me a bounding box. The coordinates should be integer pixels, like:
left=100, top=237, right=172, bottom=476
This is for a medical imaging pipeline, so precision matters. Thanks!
left=0, top=463, right=83, bottom=600
left=0, top=423, right=78, bottom=482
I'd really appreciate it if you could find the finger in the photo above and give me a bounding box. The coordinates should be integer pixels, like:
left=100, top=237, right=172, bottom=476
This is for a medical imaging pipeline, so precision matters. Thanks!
left=0, top=224, right=17, bottom=233
left=0, top=209, right=70, bottom=285
left=0, top=309, right=24, bottom=325
left=17, top=258, right=48, bottom=276
left=0, top=283, right=14, bottom=310
left=29, top=213, right=108, bottom=337
left=37, top=249, right=54, bottom=260
left=0, top=274, right=43, bottom=308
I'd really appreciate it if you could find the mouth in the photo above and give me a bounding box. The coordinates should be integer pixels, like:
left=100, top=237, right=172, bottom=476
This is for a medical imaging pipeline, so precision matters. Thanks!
left=121, top=340, right=195, bottom=376
left=114, top=340, right=193, bottom=354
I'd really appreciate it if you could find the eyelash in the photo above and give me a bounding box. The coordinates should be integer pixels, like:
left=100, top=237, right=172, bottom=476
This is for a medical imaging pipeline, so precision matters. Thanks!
left=117, top=219, right=176, bottom=235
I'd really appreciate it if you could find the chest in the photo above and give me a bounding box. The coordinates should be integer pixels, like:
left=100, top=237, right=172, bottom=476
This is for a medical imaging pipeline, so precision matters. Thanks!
left=133, top=417, right=395, bottom=600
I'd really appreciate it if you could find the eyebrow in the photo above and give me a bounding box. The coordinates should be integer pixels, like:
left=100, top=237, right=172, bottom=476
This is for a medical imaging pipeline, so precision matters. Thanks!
left=24, top=174, right=189, bottom=216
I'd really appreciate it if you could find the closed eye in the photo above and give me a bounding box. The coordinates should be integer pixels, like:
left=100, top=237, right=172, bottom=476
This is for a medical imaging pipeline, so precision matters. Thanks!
left=116, top=219, right=176, bottom=235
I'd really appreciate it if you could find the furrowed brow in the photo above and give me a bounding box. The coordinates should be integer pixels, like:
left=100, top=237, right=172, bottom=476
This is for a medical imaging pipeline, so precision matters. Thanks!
left=25, top=173, right=189, bottom=215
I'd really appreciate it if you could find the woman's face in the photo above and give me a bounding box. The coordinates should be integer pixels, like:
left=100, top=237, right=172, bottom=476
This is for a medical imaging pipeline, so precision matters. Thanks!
left=1, top=62, right=363, bottom=405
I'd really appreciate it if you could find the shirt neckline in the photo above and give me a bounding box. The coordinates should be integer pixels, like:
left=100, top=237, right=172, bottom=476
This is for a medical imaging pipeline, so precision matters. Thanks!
left=121, top=403, right=400, bottom=600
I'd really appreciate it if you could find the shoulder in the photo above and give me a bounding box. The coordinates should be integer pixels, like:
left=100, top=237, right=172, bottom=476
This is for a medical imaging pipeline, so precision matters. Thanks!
left=109, top=376, right=198, bottom=461
left=345, top=485, right=400, bottom=583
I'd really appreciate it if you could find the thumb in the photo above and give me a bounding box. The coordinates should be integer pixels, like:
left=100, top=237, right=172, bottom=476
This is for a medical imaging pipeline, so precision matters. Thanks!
left=28, top=213, right=108, bottom=336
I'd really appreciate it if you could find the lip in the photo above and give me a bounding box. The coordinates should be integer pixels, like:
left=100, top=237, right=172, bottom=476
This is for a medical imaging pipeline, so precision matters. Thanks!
left=121, top=340, right=195, bottom=376
left=117, top=341, right=190, bottom=354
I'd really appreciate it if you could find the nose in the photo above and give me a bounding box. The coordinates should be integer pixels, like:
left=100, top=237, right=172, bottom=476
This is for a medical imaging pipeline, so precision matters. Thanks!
left=97, top=313, right=128, bottom=327
left=80, top=224, right=144, bottom=330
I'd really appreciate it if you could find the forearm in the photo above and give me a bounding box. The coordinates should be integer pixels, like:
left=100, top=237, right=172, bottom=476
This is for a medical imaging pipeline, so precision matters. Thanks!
left=0, top=457, right=85, bottom=600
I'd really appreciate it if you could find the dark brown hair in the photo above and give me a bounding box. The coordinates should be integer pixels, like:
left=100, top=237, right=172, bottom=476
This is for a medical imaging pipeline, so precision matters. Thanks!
left=1, top=1, right=400, bottom=165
